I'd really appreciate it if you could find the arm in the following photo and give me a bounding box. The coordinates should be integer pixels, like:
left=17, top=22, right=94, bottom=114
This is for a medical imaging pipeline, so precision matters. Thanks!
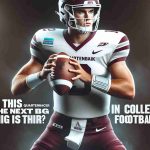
left=108, top=61, right=135, bottom=99
left=11, top=55, right=57, bottom=95
left=11, top=57, right=43, bottom=95
left=69, top=58, right=135, bottom=100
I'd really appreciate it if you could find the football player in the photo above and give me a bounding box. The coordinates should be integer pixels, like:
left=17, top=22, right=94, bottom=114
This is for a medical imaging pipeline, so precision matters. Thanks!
left=11, top=0, right=135, bottom=150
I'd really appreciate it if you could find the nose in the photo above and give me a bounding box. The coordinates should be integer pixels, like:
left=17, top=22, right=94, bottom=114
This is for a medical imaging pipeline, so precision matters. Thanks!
left=84, top=11, right=90, bottom=18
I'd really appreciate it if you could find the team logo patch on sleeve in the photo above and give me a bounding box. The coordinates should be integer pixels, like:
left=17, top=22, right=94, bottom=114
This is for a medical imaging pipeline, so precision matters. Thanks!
left=98, top=42, right=109, bottom=47
left=43, top=38, right=54, bottom=46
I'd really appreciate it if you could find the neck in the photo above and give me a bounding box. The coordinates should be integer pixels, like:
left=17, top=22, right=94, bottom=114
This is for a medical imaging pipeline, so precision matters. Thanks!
left=67, top=28, right=91, bottom=44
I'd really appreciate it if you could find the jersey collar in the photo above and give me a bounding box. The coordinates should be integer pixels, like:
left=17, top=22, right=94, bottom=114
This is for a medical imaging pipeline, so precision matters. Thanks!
left=63, top=30, right=96, bottom=51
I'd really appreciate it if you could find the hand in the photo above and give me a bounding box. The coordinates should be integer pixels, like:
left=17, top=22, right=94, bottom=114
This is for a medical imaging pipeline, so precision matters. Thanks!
left=69, top=58, right=92, bottom=83
left=39, top=54, right=58, bottom=80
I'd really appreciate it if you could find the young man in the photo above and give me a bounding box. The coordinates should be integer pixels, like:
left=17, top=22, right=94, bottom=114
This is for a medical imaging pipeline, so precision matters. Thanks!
left=11, top=0, right=135, bottom=150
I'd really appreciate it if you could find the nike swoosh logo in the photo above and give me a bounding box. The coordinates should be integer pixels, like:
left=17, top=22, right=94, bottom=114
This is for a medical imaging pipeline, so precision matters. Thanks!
left=96, top=127, right=106, bottom=132
left=92, top=50, right=103, bottom=54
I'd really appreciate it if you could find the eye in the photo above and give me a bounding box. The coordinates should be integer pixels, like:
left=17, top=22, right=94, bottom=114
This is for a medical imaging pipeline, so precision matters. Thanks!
left=89, top=9, right=94, bottom=14
left=76, top=10, right=84, bottom=15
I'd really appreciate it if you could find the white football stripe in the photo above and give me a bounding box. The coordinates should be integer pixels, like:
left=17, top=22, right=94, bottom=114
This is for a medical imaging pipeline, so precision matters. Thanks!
left=109, top=50, right=129, bottom=62
left=31, top=40, right=36, bottom=45
left=56, top=55, right=70, bottom=59
left=51, top=79, right=73, bottom=88
left=116, top=41, right=129, bottom=49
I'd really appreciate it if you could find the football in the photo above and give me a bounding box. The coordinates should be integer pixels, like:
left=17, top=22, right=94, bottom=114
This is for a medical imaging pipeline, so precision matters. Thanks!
left=47, top=52, right=75, bottom=95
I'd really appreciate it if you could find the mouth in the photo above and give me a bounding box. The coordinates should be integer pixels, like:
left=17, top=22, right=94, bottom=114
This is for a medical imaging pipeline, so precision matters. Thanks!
left=85, top=22, right=92, bottom=26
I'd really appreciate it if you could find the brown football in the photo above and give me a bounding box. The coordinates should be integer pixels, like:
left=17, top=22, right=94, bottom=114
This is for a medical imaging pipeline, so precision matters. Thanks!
left=47, top=52, right=75, bottom=95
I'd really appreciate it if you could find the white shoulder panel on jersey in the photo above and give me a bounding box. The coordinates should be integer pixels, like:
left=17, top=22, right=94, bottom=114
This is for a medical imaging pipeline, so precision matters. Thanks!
left=30, top=28, right=64, bottom=64
left=106, top=31, right=130, bottom=66
left=94, top=30, right=130, bottom=66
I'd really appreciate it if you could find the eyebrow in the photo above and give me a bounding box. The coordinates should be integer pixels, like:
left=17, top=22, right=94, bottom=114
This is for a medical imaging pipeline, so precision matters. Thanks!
left=75, top=8, right=94, bottom=12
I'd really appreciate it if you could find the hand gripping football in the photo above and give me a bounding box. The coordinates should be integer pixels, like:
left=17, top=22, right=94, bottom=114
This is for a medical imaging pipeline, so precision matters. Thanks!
left=48, top=52, right=75, bottom=95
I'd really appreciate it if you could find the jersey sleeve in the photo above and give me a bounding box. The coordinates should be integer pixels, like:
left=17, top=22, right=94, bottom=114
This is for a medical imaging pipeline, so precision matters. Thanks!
left=108, top=33, right=130, bottom=67
left=30, top=30, right=47, bottom=64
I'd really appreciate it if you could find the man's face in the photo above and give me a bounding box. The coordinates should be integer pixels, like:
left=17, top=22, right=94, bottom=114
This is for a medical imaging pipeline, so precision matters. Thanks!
left=74, top=8, right=94, bottom=27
